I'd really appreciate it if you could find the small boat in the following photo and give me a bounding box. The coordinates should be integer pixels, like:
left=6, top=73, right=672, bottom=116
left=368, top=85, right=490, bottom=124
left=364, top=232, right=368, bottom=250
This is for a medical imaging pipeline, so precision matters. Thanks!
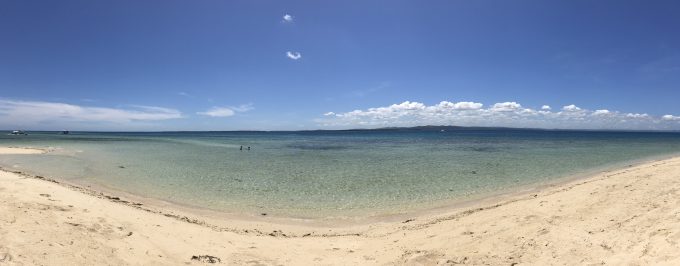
left=9, top=130, right=27, bottom=135
left=62, top=130, right=70, bottom=135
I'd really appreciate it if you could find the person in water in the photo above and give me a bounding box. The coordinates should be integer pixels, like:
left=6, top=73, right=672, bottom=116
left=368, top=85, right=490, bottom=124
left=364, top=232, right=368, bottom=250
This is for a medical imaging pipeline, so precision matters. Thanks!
left=240, top=146, right=243, bottom=151
left=247, top=146, right=251, bottom=151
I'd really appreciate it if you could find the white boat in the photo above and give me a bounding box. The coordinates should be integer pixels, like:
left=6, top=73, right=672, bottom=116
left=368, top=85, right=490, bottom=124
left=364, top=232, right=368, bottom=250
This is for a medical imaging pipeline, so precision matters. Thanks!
left=9, top=130, right=27, bottom=135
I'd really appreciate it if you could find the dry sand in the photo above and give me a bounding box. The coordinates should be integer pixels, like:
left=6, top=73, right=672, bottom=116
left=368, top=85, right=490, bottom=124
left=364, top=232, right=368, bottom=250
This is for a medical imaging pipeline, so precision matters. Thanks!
left=1, top=147, right=680, bottom=265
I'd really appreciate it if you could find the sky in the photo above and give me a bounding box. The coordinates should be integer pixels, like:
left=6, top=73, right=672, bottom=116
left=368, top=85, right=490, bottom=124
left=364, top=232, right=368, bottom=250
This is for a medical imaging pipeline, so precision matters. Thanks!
left=1, top=0, right=680, bottom=131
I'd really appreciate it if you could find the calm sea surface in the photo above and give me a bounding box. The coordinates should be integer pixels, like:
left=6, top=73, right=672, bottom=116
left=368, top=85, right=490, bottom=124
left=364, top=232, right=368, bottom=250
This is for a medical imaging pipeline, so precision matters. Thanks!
left=2, top=129, right=680, bottom=218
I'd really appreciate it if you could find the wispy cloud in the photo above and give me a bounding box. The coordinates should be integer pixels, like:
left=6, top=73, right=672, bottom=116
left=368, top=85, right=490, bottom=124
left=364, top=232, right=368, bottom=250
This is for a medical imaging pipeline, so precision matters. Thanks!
left=282, top=14, right=293, bottom=23
left=197, top=107, right=234, bottom=117
left=286, top=51, right=301, bottom=60
left=230, top=103, right=254, bottom=112
left=0, top=99, right=182, bottom=129
left=197, top=104, right=254, bottom=118
left=317, top=100, right=680, bottom=130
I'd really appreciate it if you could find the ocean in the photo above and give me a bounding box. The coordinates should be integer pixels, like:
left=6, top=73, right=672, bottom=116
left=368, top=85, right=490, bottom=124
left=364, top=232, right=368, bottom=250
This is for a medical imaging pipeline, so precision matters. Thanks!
left=2, top=128, right=680, bottom=218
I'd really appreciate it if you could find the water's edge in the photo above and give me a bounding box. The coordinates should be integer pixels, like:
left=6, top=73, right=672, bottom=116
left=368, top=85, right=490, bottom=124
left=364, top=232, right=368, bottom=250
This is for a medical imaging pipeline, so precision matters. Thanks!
left=3, top=150, right=678, bottom=228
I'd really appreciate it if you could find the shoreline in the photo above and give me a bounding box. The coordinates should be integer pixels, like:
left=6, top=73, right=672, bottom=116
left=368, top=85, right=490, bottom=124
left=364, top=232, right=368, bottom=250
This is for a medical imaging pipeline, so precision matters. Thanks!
left=2, top=147, right=680, bottom=264
left=2, top=147, right=678, bottom=229
left=1, top=148, right=679, bottom=231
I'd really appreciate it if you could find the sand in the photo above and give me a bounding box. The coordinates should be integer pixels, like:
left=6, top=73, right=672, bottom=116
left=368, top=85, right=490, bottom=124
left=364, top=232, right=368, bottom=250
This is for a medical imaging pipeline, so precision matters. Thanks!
left=1, top=147, right=680, bottom=265
left=0, top=147, right=48, bottom=155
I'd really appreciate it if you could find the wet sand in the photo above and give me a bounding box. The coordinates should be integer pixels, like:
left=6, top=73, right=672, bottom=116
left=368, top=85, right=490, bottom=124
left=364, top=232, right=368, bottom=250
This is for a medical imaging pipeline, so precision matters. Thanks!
left=2, top=147, right=680, bottom=265
left=0, top=147, right=48, bottom=155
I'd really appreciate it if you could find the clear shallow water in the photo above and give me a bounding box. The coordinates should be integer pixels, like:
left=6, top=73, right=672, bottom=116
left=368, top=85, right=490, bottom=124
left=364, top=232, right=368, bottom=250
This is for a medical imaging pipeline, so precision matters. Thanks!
left=1, top=129, right=680, bottom=218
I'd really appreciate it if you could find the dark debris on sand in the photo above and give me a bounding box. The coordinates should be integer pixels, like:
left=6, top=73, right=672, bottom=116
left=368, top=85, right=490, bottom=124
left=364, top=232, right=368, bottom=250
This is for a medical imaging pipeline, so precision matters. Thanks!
left=191, top=255, right=221, bottom=263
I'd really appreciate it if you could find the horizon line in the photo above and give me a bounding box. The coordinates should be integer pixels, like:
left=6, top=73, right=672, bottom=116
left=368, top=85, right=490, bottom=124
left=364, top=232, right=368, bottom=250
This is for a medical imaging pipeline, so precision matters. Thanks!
left=3, top=125, right=680, bottom=134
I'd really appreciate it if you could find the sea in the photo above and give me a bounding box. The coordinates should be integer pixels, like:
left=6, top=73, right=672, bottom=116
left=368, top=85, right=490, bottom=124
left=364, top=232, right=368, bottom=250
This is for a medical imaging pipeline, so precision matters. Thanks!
left=1, top=128, right=680, bottom=218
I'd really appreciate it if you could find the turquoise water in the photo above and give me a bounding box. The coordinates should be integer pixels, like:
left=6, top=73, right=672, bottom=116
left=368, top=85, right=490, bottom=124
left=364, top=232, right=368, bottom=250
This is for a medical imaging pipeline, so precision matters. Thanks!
left=1, top=129, right=680, bottom=218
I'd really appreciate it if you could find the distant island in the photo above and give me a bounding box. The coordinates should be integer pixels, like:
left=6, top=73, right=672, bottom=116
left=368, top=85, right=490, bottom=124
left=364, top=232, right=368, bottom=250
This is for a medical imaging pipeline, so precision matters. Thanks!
left=306, top=125, right=680, bottom=133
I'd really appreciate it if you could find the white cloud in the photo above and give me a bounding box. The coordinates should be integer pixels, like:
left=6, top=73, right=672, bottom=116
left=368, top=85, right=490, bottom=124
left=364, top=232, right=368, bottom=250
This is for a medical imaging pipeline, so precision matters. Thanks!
left=626, top=113, right=649, bottom=119
left=317, top=100, right=680, bottom=130
left=491, top=102, right=522, bottom=112
left=386, top=101, right=426, bottom=112
left=541, top=105, right=551, bottom=110
left=562, top=104, right=582, bottom=112
left=286, top=51, right=302, bottom=60
left=448, top=101, right=483, bottom=110
left=197, top=104, right=254, bottom=118
left=593, top=109, right=611, bottom=116
left=0, top=99, right=182, bottom=129
left=662, top=115, right=680, bottom=121
left=283, top=14, right=293, bottom=22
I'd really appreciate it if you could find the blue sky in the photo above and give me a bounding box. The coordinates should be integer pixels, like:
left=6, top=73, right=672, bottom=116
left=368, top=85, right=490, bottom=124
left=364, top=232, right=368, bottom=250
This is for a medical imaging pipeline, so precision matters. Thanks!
left=1, top=0, right=680, bottom=130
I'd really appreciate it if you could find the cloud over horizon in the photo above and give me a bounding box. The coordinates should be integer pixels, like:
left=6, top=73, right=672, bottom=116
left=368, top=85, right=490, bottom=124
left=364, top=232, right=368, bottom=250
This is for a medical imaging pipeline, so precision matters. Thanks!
left=663, top=115, right=680, bottom=121
left=0, top=99, right=182, bottom=130
left=318, top=100, right=680, bottom=130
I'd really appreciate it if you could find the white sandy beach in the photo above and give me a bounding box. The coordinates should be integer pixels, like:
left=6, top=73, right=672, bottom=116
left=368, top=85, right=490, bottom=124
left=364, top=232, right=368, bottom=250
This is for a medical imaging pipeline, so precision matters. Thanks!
left=2, top=147, right=680, bottom=265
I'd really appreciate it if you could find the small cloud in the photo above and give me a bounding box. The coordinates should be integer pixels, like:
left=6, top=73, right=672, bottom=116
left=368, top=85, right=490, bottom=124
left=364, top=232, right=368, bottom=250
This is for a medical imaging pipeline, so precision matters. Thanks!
left=562, top=104, right=582, bottom=112
left=197, top=104, right=254, bottom=118
left=541, top=105, right=551, bottom=110
left=177, top=92, right=190, bottom=97
left=283, top=14, right=293, bottom=23
left=324, top=112, right=336, bottom=116
left=286, top=51, right=302, bottom=60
